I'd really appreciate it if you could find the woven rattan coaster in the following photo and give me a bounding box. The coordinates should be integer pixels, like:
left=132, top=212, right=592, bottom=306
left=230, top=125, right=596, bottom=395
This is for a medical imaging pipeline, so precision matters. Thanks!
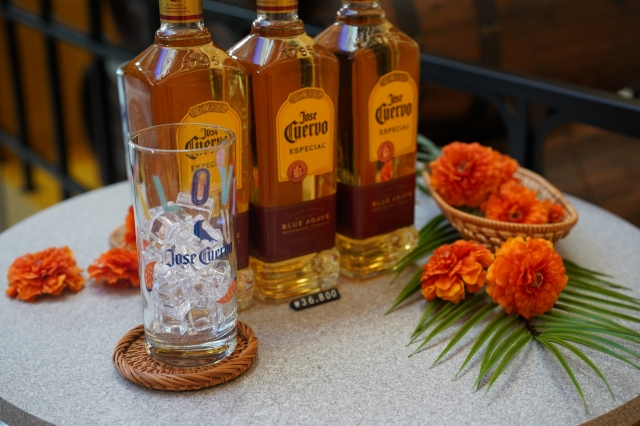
left=113, top=321, right=258, bottom=391
left=109, top=225, right=127, bottom=249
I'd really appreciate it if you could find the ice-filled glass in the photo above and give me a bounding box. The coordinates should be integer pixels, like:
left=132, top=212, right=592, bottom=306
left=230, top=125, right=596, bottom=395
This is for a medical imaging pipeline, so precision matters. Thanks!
left=129, top=123, right=237, bottom=367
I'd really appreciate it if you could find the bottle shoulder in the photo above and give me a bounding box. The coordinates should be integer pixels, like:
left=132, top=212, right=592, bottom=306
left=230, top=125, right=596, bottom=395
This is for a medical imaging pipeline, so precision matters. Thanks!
left=125, top=42, right=247, bottom=84
left=315, top=21, right=420, bottom=56
left=228, top=33, right=337, bottom=72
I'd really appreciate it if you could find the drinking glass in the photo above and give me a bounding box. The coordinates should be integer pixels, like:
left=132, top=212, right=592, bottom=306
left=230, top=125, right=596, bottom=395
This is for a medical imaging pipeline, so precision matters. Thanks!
left=129, top=123, right=237, bottom=367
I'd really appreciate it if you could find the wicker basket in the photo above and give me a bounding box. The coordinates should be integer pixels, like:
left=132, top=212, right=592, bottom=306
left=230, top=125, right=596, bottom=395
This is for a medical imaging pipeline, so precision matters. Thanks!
left=423, top=168, right=578, bottom=250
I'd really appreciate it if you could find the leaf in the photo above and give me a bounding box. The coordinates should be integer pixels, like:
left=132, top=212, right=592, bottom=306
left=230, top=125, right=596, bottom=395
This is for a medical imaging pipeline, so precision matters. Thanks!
left=563, top=258, right=614, bottom=278
left=431, top=303, right=498, bottom=367
left=409, top=301, right=457, bottom=345
left=417, top=181, right=429, bottom=196
left=546, top=334, right=640, bottom=371
left=560, top=290, right=640, bottom=313
left=475, top=324, right=527, bottom=389
left=544, top=337, right=614, bottom=399
left=410, top=300, right=441, bottom=339
left=537, top=338, right=588, bottom=414
left=387, top=269, right=423, bottom=314
left=484, top=332, right=533, bottom=394
left=554, top=300, right=640, bottom=324
left=550, top=305, right=640, bottom=337
left=417, top=134, right=442, bottom=163
left=540, top=311, right=640, bottom=338
left=565, top=268, right=628, bottom=290
left=539, top=329, right=640, bottom=355
left=418, top=214, right=448, bottom=240
left=455, top=311, right=508, bottom=379
left=566, top=279, right=640, bottom=305
left=413, top=293, right=489, bottom=352
left=479, top=316, right=520, bottom=374
left=536, top=325, right=640, bottom=345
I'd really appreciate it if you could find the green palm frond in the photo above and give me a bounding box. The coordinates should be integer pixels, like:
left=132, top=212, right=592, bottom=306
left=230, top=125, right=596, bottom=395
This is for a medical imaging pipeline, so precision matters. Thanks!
left=417, top=134, right=442, bottom=164
left=416, top=169, right=429, bottom=196
left=536, top=337, right=588, bottom=413
left=413, top=293, right=489, bottom=353
left=455, top=310, right=507, bottom=379
left=484, top=332, right=533, bottom=394
left=545, top=337, right=614, bottom=399
left=390, top=231, right=640, bottom=411
left=475, top=318, right=522, bottom=389
left=431, top=302, right=498, bottom=367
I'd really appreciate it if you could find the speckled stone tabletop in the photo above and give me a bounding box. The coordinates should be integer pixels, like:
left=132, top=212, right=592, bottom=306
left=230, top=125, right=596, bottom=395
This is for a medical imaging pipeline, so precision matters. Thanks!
left=1, top=183, right=639, bottom=426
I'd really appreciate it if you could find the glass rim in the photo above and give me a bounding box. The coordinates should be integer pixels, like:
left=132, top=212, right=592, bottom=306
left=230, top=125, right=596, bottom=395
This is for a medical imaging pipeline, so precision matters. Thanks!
left=128, top=123, right=235, bottom=154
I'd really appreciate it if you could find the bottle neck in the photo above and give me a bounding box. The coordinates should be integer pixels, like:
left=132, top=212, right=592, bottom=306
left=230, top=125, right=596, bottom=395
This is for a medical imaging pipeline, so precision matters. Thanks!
left=338, top=1, right=386, bottom=25
left=156, top=0, right=211, bottom=46
left=252, top=2, right=305, bottom=37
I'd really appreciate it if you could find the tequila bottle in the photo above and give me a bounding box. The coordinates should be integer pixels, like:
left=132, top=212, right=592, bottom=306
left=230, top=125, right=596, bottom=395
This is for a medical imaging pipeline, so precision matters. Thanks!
left=228, top=0, right=340, bottom=302
left=122, top=0, right=254, bottom=309
left=316, top=1, right=420, bottom=280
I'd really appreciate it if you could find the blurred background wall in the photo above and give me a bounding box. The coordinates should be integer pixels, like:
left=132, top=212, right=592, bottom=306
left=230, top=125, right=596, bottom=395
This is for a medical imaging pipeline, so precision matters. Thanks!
left=1, top=0, right=640, bottom=230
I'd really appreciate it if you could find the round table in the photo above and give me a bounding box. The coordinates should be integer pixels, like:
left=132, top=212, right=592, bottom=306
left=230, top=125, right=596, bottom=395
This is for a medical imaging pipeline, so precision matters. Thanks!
left=1, top=183, right=639, bottom=426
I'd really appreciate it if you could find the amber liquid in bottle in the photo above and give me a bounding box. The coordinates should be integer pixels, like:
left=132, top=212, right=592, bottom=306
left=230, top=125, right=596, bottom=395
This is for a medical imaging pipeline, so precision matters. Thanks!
left=316, top=1, right=420, bottom=280
left=123, top=0, right=254, bottom=309
left=228, top=2, right=340, bottom=302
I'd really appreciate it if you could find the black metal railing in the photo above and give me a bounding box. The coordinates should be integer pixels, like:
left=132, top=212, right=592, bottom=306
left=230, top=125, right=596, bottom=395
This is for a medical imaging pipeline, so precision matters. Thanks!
left=1, top=0, right=640, bottom=231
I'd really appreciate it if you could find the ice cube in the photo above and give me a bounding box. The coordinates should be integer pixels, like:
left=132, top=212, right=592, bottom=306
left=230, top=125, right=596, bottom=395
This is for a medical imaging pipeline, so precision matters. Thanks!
left=203, top=261, right=231, bottom=300
left=213, top=261, right=231, bottom=283
left=159, top=312, right=188, bottom=335
left=175, top=208, right=193, bottom=225
left=188, top=306, right=211, bottom=332
left=149, top=211, right=180, bottom=246
left=142, top=246, right=161, bottom=266
left=191, top=278, right=210, bottom=299
left=176, top=191, right=214, bottom=219
left=155, top=275, right=191, bottom=319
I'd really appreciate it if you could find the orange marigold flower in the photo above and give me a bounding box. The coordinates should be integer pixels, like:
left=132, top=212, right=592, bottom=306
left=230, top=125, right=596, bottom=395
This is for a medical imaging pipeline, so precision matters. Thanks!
left=88, top=248, right=139, bottom=288
left=481, top=180, right=548, bottom=224
left=380, top=161, right=393, bottom=182
left=492, top=150, right=519, bottom=185
left=6, top=246, right=85, bottom=302
left=544, top=199, right=566, bottom=224
left=123, top=205, right=137, bottom=250
left=421, top=240, right=494, bottom=304
left=486, top=237, right=568, bottom=319
left=429, top=142, right=502, bottom=208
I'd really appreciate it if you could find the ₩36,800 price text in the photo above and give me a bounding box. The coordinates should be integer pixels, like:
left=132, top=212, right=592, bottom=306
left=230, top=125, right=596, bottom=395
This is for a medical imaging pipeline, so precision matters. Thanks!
left=290, top=289, right=341, bottom=311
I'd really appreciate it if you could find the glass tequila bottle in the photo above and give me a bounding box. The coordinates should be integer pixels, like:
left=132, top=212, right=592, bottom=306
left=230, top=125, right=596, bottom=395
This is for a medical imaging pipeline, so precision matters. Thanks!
left=122, top=0, right=254, bottom=309
left=316, top=1, right=420, bottom=280
left=228, top=0, right=340, bottom=302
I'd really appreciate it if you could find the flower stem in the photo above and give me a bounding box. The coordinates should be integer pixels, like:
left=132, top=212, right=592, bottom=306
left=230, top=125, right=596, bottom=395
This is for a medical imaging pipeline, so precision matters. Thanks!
left=522, top=317, right=540, bottom=337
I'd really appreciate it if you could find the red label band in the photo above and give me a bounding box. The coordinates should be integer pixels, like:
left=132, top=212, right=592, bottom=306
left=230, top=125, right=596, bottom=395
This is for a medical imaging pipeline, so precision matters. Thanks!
left=336, top=174, right=415, bottom=240
left=249, top=195, right=336, bottom=263
left=236, top=210, right=249, bottom=270
left=256, top=5, right=298, bottom=12
left=159, top=14, right=203, bottom=21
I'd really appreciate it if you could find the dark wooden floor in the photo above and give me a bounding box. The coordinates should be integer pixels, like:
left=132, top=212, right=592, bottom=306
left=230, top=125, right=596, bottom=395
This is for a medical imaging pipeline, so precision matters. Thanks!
left=543, top=124, right=640, bottom=227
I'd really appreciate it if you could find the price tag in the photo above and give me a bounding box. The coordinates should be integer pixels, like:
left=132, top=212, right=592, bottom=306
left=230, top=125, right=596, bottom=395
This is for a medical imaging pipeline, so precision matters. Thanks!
left=290, top=288, right=341, bottom=311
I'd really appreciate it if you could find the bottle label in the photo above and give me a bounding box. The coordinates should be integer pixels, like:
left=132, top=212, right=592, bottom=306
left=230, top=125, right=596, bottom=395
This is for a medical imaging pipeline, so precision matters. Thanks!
left=276, top=88, right=335, bottom=183
left=181, top=102, right=248, bottom=269
left=256, top=0, right=298, bottom=13
left=336, top=175, right=415, bottom=240
left=181, top=101, right=243, bottom=190
left=174, top=124, right=229, bottom=194
left=159, top=0, right=203, bottom=23
left=368, top=71, right=418, bottom=162
left=249, top=195, right=336, bottom=263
